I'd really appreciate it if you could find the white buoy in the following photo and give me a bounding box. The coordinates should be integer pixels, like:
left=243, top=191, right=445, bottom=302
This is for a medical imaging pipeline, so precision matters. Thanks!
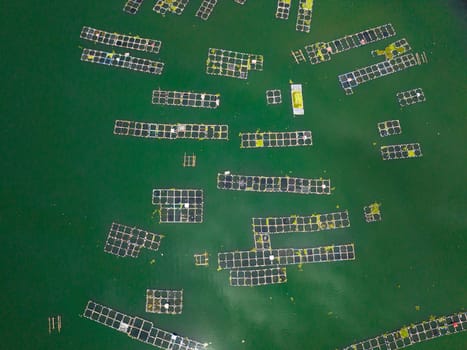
left=269, top=255, right=275, bottom=261
left=184, top=203, right=189, bottom=208
left=164, top=303, right=170, bottom=310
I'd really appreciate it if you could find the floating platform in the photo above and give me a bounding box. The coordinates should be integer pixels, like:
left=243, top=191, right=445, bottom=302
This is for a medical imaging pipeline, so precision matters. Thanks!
left=196, top=0, right=218, bottom=20
left=81, top=48, right=164, bottom=75
left=397, top=88, right=426, bottom=107
left=216, top=173, right=331, bottom=194
left=152, top=89, right=220, bottom=108
left=194, top=252, right=209, bottom=266
left=296, top=0, right=314, bottom=33
left=275, top=0, right=291, bottom=20
left=239, top=130, right=312, bottom=148
left=80, top=26, right=162, bottom=54
left=377, top=120, right=402, bottom=137
left=146, top=289, right=183, bottom=314
left=381, top=143, right=423, bottom=160
left=363, top=203, right=382, bottom=223
left=153, top=0, right=190, bottom=15
left=338, top=53, right=419, bottom=95
left=183, top=153, right=196, bottom=167
left=252, top=210, right=350, bottom=234
left=266, top=89, right=282, bottom=104
left=83, top=300, right=207, bottom=349
left=291, top=84, right=304, bottom=115
left=206, top=48, right=263, bottom=80
left=230, top=267, right=287, bottom=287
left=104, top=222, right=163, bottom=258
left=291, top=49, right=307, bottom=64
left=152, top=189, right=204, bottom=223
left=304, top=23, right=396, bottom=65
left=371, top=38, right=411, bottom=60
left=218, top=244, right=355, bottom=270
left=342, top=311, right=467, bottom=350
left=123, top=0, right=144, bottom=14
left=113, top=120, right=229, bottom=140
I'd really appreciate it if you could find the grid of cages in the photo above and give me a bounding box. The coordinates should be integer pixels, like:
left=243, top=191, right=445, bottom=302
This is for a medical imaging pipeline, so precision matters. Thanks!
left=123, top=0, right=144, bottom=14
left=252, top=210, right=351, bottom=234
left=151, top=89, right=220, bottom=109
left=194, top=252, right=209, bottom=266
left=183, top=153, right=197, bottom=167
left=152, top=189, right=204, bottom=223
left=377, top=120, right=402, bottom=137
left=296, top=0, right=314, bottom=33
left=338, top=53, right=418, bottom=95
left=216, top=173, right=331, bottom=195
left=230, top=267, right=287, bottom=287
left=104, top=222, right=164, bottom=258
left=266, top=89, right=282, bottom=104
left=81, top=49, right=164, bottom=75
left=342, top=312, right=467, bottom=350
left=291, top=49, right=307, bottom=64
left=153, top=0, right=190, bottom=15
left=206, top=48, right=264, bottom=80
left=397, top=88, right=426, bottom=107
left=113, top=120, right=229, bottom=140
left=363, top=203, right=382, bottom=223
left=83, top=301, right=207, bottom=350
left=146, top=289, right=183, bottom=314
left=218, top=244, right=355, bottom=270
left=275, top=0, right=291, bottom=20
left=304, top=23, right=396, bottom=65
left=380, top=143, right=423, bottom=160
left=196, top=0, right=219, bottom=20
left=80, top=26, right=162, bottom=54
left=254, top=233, right=272, bottom=251
left=239, top=131, right=312, bottom=148
left=371, top=38, right=412, bottom=60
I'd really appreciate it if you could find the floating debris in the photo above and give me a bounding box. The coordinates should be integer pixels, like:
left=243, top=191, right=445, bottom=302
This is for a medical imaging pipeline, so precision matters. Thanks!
left=146, top=289, right=183, bottom=314
left=239, top=130, right=312, bottom=148
left=152, top=89, right=220, bottom=109
left=230, top=267, right=287, bottom=287
left=83, top=300, right=208, bottom=349
left=303, top=23, right=396, bottom=64
left=196, top=0, right=219, bottom=21
left=275, top=0, right=291, bottom=20
left=291, top=84, right=304, bottom=115
left=80, top=26, right=162, bottom=54
left=234, top=0, right=247, bottom=4
left=296, top=0, right=314, bottom=33
left=342, top=311, right=467, bottom=350
left=183, top=153, right=197, bottom=167
left=266, top=89, right=282, bottom=105
left=152, top=189, right=204, bottom=223
left=123, top=0, right=145, bottom=14
left=381, top=143, right=423, bottom=160
left=218, top=244, right=355, bottom=269
left=371, top=38, right=411, bottom=60
left=113, top=120, right=229, bottom=140
left=291, top=49, right=307, bottom=64
left=397, top=88, right=426, bottom=107
left=153, top=0, right=190, bottom=16
left=216, top=173, right=331, bottom=194
left=378, top=120, right=402, bottom=137
left=338, top=53, right=418, bottom=95
left=194, top=252, right=209, bottom=266
left=104, top=222, right=164, bottom=258
left=80, top=48, right=164, bottom=75
left=363, top=203, right=382, bottom=223
left=206, top=48, right=263, bottom=80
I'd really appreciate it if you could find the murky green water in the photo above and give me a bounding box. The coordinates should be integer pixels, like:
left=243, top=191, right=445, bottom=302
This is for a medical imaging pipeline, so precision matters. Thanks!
left=1, top=0, right=466, bottom=349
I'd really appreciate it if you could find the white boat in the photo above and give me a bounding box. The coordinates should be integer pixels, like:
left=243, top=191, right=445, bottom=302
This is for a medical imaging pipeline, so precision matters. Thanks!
left=290, top=84, right=304, bottom=115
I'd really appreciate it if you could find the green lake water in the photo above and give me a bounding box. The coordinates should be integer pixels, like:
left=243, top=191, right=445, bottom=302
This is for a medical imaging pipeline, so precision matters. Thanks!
left=1, top=0, right=466, bottom=349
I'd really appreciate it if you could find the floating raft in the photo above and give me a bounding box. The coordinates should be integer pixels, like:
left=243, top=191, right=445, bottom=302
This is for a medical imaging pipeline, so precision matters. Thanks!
left=114, top=120, right=229, bottom=140
left=378, top=120, right=402, bottom=137
left=216, top=173, right=331, bottom=194
left=291, top=84, right=304, bottom=115
left=194, top=252, right=209, bottom=266
left=183, top=153, right=196, bottom=167
left=152, top=89, right=220, bottom=108
left=338, top=53, right=419, bottom=95
left=363, top=203, right=382, bottom=223
left=381, top=143, right=423, bottom=160
left=146, top=289, right=183, bottom=314
left=230, top=267, right=287, bottom=287
left=304, top=23, right=396, bottom=65
left=342, top=311, right=467, bottom=350
left=296, top=0, right=314, bottom=33
left=153, top=0, right=190, bottom=15
left=275, top=0, right=291, bottom=20
left=83, top=300, right=207, bottom=350
left=152, top=189, right=204, bottom=223
left=252, top=210, right=350, bottom=234
left=196, top=0, right=218, bottom=20
left=218, top=244, right=355, bottom=270
left=397, top=88, right=426, bottom=107
left=239, top=130, right=312, bottom=148
left=123, top=0, right=144, bottom=14
left=81, top=49, right=164, bottom=75
left=266, top=89, right=282, bottom=104
left=104, top=222, right=163, bottom=258
left=291, top=49, right=307, bottom=64
left=206, top=48, right=263, bottom=80
left=372, top=38, right=412, bottom=60
left=80, top=26, right=162, bottom=54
